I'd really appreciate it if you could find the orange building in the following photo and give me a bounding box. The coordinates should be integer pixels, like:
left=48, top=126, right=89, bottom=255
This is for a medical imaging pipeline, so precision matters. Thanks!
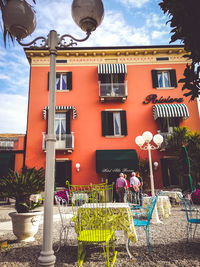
left=24, top=45, right=200, bottom=191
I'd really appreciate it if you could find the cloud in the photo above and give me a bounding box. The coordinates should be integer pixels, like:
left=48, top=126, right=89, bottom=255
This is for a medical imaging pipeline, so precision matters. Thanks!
left=86, top=10, right=150, bottom=46
left=117, top=0, right=150, bottom=8
left=0, top=94, right=28, bottom=133
left=152, top=30, right=168, bottom=40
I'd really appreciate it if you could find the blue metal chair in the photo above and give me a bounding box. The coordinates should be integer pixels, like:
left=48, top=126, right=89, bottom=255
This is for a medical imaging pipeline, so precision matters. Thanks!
left=129, top=195, right=158, bottom=252
left=179, top=196, right=200, bottom=242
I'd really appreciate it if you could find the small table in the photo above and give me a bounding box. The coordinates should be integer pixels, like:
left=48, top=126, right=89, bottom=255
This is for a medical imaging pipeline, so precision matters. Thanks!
left=160, top=191, right=183, bottom=204
left=143, top=196, right=171, bottom=218
left=76, top=202, right=137, bottom=258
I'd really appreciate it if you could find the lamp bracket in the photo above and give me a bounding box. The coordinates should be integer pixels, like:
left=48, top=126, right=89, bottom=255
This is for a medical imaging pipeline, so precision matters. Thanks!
left=16, top=31, right=91, bottom=49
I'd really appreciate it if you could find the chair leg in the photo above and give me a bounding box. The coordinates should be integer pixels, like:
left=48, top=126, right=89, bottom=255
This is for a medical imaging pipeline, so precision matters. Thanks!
left=145, top=226, right=151, bottom=253
left=187, top=223, right=193, bottom=243
left=193, top=224, right=198, bottom=240
left=111, top=239, right=117, bottom=267
left=77, top=242, right=86, bottom=267
left=105, top=242, right=110, bottom=267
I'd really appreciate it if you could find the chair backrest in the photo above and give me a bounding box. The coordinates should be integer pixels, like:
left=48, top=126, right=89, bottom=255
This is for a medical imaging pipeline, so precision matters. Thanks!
left=146, top=195, right=159, bottom=223
left=179, top=196, right=194, bottom=221
left=55, top=195, right=69, bottom=226
left=67, top=180, right=113, bottom=207
left=75, top=185, right=114, bottom=241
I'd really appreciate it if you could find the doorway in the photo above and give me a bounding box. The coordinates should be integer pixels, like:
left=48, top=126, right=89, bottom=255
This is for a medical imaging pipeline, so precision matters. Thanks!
left=161, top=158, right=180, bottom=188
left=55, top=160, right=71, bottom=188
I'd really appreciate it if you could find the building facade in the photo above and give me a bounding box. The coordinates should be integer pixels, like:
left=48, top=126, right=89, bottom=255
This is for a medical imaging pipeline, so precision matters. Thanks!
left=0, top=134, right=25, bottom=177
left=24, top=45, right=200, bottom=190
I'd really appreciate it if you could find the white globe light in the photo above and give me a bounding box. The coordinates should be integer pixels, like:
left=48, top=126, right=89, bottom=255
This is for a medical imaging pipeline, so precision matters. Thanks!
left=135, top=136, right=145, bottom=147
left=142, top=131, right=153, bottom=143
left=153, top=134, right=163, bottom=146
left=153, top=161, right=159, bottom=167
left=76, top=163, right=80, bottom=169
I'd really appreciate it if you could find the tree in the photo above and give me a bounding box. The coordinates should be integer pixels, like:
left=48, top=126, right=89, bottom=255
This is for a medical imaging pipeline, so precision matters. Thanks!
left=165, top=127, right=200, bottom=190
left=159, top=0, right=200, bottom=101
left=0, top=0, right=36, bottom=45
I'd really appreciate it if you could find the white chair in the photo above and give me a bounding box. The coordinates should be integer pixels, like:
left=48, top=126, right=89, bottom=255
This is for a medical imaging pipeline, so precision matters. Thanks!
left=54, top=196, right=74, bottom=252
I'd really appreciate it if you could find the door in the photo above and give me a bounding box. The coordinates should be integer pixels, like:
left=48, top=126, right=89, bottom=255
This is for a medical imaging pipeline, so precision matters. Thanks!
left=0, top=152, right=15, bottom=177
left=55, top=160, right=72, bottom=188
left=161, top=158, right=180, bottom=187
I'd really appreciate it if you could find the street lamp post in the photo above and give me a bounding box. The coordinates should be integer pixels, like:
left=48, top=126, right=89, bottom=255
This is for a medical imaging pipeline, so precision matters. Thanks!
left=135, top=131, right=163, bottom=223
left=2, top=0, right=104, bottom=266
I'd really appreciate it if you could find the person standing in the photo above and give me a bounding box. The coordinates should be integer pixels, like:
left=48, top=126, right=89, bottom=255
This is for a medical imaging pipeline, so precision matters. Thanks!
left=130, top=172, right=140, bottom=204
left=116, top=173, right=126, bottom=202
left=122, top=174, right=130, bottom=202
left=136, top=171, right=143, bottom=206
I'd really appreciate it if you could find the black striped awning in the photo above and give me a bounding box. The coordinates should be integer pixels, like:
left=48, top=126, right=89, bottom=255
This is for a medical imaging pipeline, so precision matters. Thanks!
left=43, top=106, right=77, bottom=120
left=153, top=104, right=189, bottom=120
left=98, top=64, right=127, bottom=75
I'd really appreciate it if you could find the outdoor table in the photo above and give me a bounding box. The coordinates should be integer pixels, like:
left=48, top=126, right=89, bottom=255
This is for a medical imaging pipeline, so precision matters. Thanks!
left=159, top=191, right=183, bottom=204
left=143, top=196, right=171, bottom=218
left=76, top=202, right=137, bottom=258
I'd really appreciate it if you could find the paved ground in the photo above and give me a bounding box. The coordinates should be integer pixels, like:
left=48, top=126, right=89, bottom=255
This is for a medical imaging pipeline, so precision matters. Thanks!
left=0, top=203, right=200, bottom=266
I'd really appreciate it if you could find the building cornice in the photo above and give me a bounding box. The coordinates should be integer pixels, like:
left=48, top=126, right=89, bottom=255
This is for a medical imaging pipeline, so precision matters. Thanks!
left=24, top=45, right=191, bottom=66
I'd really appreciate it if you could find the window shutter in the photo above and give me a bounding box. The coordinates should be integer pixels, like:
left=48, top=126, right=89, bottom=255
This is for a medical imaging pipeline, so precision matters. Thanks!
left=66, top=111, right=71, bottom=134
left=101, top=111, right=114, bottom=136
left=120, top=111, right=127, bottom=136
left=46, top=110, right=48, bottom=133
left=151, top=70, right=158, bottom=88
left=67, top=72, right=72, bottom=90
left=48, top=72, right=49, bottom=91
left=117, top=73, right=125, bottom=83
left=169, top=69, right=177, bottom=87
left=101, top=111, right=108, bottom=136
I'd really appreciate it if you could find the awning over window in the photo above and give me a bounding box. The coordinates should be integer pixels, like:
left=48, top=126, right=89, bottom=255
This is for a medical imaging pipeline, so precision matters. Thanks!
left=96, top=149, right=138, bottom=173
left=98, top=64, right=127, bottom=75
left=43, top=106, right=77, bottom=120
left=153, top=104, right=189, bottom=120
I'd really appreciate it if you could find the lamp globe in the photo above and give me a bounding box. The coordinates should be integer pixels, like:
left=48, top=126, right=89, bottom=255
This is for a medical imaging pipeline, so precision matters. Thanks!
left=142, top=131, right=153, bottom=143
left=2, top=0, right=36, bottom=40
left=153, top=134, right=164, bottom=146
left=72, top=0, right=104, bottom=33
left=135, top=136, right=145, bottom=147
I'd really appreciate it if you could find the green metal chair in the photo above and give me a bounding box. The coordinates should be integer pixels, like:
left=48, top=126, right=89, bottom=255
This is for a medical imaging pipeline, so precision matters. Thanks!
left=179, top=196, right=200, bottom=243
left=128, top=195, right=158, bottom=253
left=69, top=184, right=117, bottom=267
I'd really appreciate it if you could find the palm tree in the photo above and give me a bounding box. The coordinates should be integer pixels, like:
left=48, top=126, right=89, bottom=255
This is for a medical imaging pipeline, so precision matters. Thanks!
left=165, top=127, right=200, bottom=190
left=0, top=0, right=36, bottom=45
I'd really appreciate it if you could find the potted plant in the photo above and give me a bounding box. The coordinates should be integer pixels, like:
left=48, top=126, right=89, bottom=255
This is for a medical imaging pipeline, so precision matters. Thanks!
left=0, top=166, right=45, bottom=242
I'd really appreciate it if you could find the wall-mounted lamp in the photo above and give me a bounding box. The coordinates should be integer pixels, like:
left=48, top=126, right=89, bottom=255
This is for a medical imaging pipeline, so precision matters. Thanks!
left=76, top=163, right=80, bottom=172
left=153, top=161, right=159, bottom=170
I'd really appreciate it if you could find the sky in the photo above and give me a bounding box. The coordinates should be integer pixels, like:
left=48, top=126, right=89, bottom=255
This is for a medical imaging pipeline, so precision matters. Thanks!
left=0, top=0, right=179, bottom=134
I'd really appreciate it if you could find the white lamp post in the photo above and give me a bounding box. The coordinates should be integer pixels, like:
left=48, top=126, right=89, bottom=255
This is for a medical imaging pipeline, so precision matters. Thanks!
left=135, top=131, right=163, bottom=223
left=2, top=1, right=104, bottom=266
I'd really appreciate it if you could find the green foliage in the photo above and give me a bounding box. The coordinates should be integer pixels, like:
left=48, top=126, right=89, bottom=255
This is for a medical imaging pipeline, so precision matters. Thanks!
left=159, top=0, right=200, bottom=101
left=0, top=166, right=45, bottom=213
left=179, top=63, right=200, bottom=101
left=165, top=127, right=200, bottom=186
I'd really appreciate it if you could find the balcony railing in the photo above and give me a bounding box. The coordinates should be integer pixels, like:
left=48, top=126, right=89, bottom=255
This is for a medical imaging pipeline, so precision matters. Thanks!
left=42, top=132, right=74, bottom=152
left=99, top=81, right=127, bottom=102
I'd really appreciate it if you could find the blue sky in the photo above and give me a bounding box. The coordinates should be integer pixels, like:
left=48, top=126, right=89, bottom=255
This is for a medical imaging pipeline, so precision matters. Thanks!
left=0, top=0, right=178, bottom=133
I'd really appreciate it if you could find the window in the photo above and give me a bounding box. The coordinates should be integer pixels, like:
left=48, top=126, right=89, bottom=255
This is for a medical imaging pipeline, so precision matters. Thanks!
left=101, top=110, right=127, bottom=136
left=55, top=113, right=66, bottom=140
left=48, top=72, right=72, bottom=91
left=152, top=69, right=177, bottom=89
left=159, top=117, right=179, bottom=133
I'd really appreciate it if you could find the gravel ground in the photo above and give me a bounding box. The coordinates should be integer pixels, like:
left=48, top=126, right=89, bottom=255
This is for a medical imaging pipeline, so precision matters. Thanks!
left=0, top=205, right=200, bottom=267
